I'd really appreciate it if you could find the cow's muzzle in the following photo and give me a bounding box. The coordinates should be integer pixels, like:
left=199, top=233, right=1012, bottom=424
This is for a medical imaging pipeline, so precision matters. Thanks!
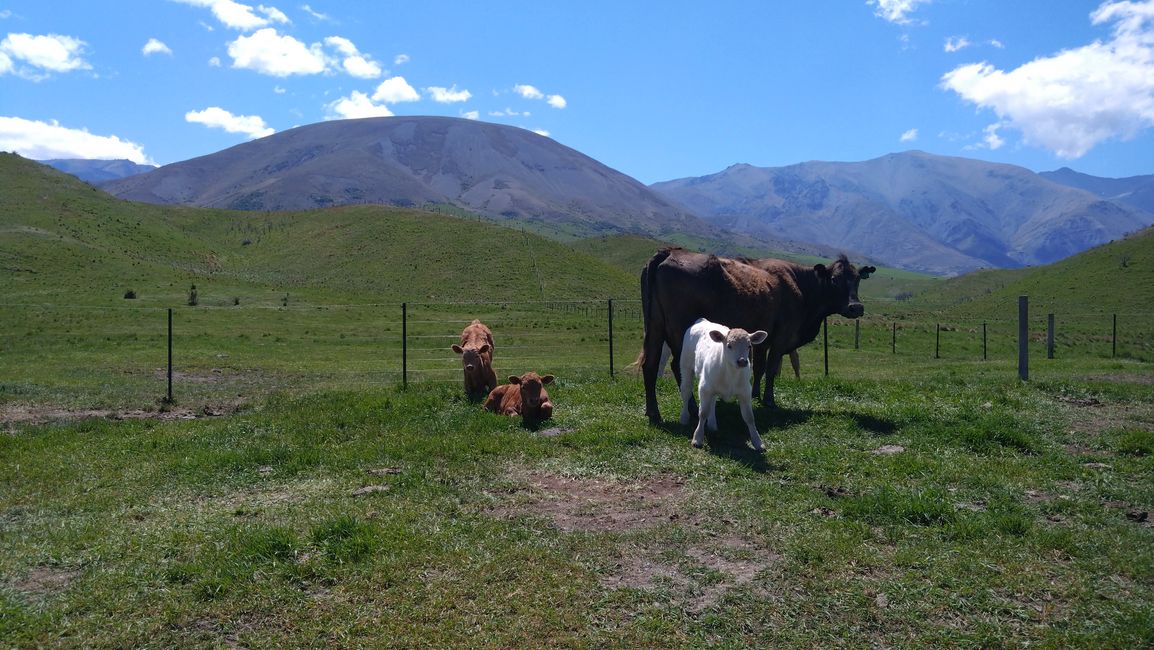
left=737, top=358, right=749, bottom=368
left=842, top=302, right=864, bottom=318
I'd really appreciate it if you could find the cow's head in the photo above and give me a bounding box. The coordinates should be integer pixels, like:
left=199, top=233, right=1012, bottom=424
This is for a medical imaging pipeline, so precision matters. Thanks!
left=452, top=343, right=491, bottom=373
left=509, top=371, right=554, bottom=408
left=814, top=255, right=876, bottom=319
left=709, top=328, right=768, bottom=369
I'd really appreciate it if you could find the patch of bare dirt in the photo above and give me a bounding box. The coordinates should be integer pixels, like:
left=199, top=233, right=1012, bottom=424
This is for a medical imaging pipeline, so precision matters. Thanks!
left=9, top=565, right=79, bottom=598
left=1, top=400, right=245, bottom=430
left=487, top=471, right=688, bottom=533
left=486, top=471, right=781, bottom=613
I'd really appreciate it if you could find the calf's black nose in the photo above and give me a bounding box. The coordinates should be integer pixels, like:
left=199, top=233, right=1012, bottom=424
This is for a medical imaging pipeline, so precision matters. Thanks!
left=737, top=358, right=748, bottom=368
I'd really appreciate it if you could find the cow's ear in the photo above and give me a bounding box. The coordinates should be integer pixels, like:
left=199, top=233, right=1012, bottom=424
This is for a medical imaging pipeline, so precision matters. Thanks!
left=508, top=375, right=522, bottom=384
left=452, top=344, right=464, bottom=354
left=478, top=344, right=490, bottom=354
left=860, top=265, right=876, bottom=279
left=709, top=330, right=726, bottom=343
left=814, top=263, right=829, bottom=280
left=750, top=330, right=768, bottom=345
left=541, top=374, right=554, bottom=385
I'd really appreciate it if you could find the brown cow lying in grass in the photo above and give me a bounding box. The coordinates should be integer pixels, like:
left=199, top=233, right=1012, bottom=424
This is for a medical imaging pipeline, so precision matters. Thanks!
left=484, top=372, right=554, bottom=421
left=452, top=319, right=497, bottom=400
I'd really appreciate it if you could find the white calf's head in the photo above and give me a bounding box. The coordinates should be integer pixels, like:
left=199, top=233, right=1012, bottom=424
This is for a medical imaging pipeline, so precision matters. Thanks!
left=708, top=328, right=768, bottom=369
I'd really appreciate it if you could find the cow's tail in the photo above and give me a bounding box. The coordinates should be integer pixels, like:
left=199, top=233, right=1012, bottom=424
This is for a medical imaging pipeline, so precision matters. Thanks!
left=636, top=247, right=675, bottom=370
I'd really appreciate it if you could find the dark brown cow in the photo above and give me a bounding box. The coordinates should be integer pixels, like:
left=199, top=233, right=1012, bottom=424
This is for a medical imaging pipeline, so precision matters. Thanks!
left=640, top=247, right=874, bottom=424
left=452, top=319, right=497, bottom=399
left=484, top=372, right=555, bottom=421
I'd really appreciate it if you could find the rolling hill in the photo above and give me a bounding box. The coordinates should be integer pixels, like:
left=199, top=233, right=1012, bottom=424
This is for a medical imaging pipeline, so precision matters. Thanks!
left=101, top=116, right=723, bottom=243
left=40, top=158, right=157, bottom=184
left=0, top=152, right=639, bottom=306
left=651, top=151, right=1153, bottom=276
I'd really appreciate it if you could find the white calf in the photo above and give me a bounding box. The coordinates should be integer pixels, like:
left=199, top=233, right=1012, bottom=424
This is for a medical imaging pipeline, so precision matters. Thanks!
left=679, top=318, right=769, bottom=451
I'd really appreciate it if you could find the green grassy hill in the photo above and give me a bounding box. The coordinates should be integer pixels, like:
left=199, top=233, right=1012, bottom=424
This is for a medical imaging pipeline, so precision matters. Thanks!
left=900, top=226, right=1154, bottom=318
left=0, top=153, right=636, bottom=306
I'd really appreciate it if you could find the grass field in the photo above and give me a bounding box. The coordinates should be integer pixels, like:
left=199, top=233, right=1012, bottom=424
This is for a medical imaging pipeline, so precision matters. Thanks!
left=2, top=153, right=1153, bottom=647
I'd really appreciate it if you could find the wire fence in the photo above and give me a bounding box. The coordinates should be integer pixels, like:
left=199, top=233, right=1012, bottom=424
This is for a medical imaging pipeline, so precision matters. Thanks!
left=1, top=299, right=1151, bottom=409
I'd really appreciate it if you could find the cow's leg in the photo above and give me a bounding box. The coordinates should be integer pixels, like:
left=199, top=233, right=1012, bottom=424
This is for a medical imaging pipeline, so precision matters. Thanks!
left=751, top=344, right=769, bottom=404
left=762, top=351, right=782, bottom=409
left=669, top=336, right=697, bottom=417
left=740, top=392, right=765, bottom=452
left=692, top=389, right=715, bottom=448
left=679, top=365, right=696, bottom=427
left=788, top=349, right=801, bottom=380
left=642, top=331, right=665, bottom=425
left=538, top=400, right=553, bottom=420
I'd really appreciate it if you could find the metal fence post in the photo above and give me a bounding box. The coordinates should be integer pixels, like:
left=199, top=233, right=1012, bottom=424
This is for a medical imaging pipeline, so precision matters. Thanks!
left=402, top=302, right=408, bottom=388
left=1047, top=313, right=1055, bottom=359
left=892, top=322, right=896, bottom=354
left=935, top=323, right=941, bottom=359
left=982, top=322, right=987, bottom=361
left=166, top=308, right=173, bottom=403
left=823, top=317, right=829, bottom=377
left=1113, top=314, right=1117, bottom=358
left=1018, top=296, right=1029, bottom=381
left=854, top=319, right=860, bottom=350
left=607, top=298, right=615, bottom=378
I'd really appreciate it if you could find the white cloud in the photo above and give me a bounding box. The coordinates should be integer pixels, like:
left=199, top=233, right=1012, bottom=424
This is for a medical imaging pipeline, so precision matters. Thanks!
left=324, top=36, right=382, bottom=78
left=394, top=53, right=409, bottom=65
left=227, top=28, right=327, bottom=76
left=426, top=85, right=471, bottom=103
left=513, top=83, right=544, bottom=100
left=273, top=85, right=286, bottom=94
left=173, top=0, right=289, bottom=31
left=944, top=36, right=970, bottom=53
left=989, top=39, right=1004, bottom=49
left=547, top=94, right=567, bottom=109
left=372, top=76, right=420, bottom=103
left=941, top=0, right=1154, bottom=159
left=302, top=4, right=331, bottom=21
left=489, top=108, right=526, bottom=117
left=869, top=0, right=931, bottom=25
left=325, top=91, right=394, bottom=119
left=0, top=116, right=151, bottom=163
left=209, top=56, right=222, bottom=66
left=461, top=110, right=479, bottom=120
left=185, top=106, right=275, bottom=138
left=0, top=33, right=90, bottom=77
left=900, top=128, right=918, bottom=142
left=143, top=38, right=173, bottom=56
left=533, top=128, right=550, bottom=137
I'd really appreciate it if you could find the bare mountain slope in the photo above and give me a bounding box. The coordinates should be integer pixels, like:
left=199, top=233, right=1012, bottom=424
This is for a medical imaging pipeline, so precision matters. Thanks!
left=102, top=116, right=715, bottom=240
left=652, top=151, right=1153, bottom=275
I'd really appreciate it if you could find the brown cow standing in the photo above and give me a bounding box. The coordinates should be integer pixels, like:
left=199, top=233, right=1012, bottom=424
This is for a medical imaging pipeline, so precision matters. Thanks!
left=640, top=247, right=874, bottom=424
left=452, top=319, right=497, bottom=400
left=484, top=372, right=554, bottom=421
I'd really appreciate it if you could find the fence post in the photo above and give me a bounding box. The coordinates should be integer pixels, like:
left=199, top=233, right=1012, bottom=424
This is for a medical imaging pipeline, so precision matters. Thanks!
left=402, top=302, right=408, bottom=389
left=607, top=299, right=615, bottom=379
left=982, top=322, right=987, bottom=361
left=1112, top=314, right=1117, bottom=358
left=166, top=308, right=173, bottom=403
left=1018, top=296, right=1029, bottom=381
left=1047, top=313, right=1055, bottom=359
left=854, top=320, right=860, bottom=350
left=891, top=322, right=896, bottom=354
left=935, top=323, right=941, bottom=359
left=823, top=317, right=829, bottom=377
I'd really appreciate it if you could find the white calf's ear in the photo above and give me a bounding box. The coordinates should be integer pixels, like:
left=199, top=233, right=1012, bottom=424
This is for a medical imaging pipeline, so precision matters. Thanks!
left=750, top=330, right=768, bottom=345
left=709, top=330, right=726, bottom=343
left=452, top=344, right=464, bottom=354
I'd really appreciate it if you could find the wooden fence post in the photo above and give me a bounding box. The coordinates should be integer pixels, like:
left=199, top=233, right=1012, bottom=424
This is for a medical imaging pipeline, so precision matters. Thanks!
left=607, top=299, right=615, bottom=379
left=1018, top=296, right=1029, bottom=381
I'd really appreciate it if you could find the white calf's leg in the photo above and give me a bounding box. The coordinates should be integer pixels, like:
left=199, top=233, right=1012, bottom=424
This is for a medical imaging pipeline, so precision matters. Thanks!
left=692, top=388, right=716, bottom=448
left=739, top=393, right=765, bottom=452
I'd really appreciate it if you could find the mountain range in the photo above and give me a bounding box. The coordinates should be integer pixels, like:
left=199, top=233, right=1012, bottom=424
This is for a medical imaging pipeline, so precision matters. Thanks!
left=651, top=152, right=1152, bottom=275
left=65, top=117, right=1154, bottom=276
left=41, top=158, right=157, bottom=184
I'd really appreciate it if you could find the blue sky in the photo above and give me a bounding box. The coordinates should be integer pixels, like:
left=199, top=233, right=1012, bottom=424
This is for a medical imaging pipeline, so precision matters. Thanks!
left=2, top=0, right=1154, bottom=184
